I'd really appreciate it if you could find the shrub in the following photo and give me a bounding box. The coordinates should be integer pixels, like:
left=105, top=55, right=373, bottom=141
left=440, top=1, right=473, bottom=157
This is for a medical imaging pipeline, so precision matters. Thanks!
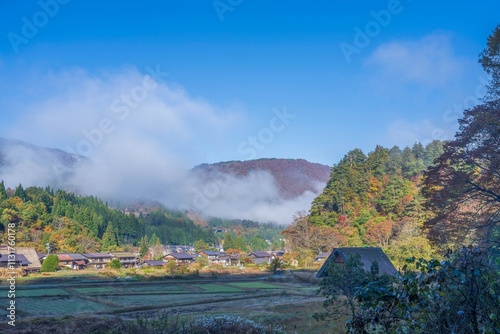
left=177, top=264, right=190, bottom=275
left=108, top=259, right=122, bottom=269
left=116, top=314, right=284, bottom=334
left=185, top=315, right=285, bottom=334
left=195, top=256, right=209, bottom=268
left=40, top=254, right=59, bottom=272
left=268, top=257, right=282, bottom=274
left=165, top=261, right=177, bottom=276
left=117, top=314, right=184, bottom=334
left=126, top=268, right=137, bottom=276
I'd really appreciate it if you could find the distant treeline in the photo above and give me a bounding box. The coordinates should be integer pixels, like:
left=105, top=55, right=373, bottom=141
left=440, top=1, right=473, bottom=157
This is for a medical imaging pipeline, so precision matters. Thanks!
left=0, top=183, right=215, bottom=253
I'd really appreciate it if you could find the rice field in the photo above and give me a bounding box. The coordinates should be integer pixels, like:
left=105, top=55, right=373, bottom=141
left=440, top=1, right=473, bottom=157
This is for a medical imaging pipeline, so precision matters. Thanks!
left=228, top=281, right=285, bottom=289
left=192, top=283, right=244, bottom=293
left=0, top=274, right=340, bottom=333
left=0, top=279, right=290, bottom=318
left=15, top=297, right=112, bottom=316
left=15, top=288, right=70, bottom=298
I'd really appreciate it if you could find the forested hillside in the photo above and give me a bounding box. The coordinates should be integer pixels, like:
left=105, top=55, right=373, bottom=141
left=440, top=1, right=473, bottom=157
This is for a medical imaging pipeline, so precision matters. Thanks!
left=0, top=184, right=215, bottom=253
left=283, top=140, right=445, bottom=267
left=314, top=26, right=500, bottom=334
left=310, top=141, right=444, bottom=225
left=206, top=216, right=285, bottom=251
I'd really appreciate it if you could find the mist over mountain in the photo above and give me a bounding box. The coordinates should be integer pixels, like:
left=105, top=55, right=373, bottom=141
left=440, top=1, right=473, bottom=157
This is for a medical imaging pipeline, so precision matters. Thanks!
left=185, top=158, right=331, bottom=224
left=0, top=137, right=88, bottom=188
left=193, top=158, right=331, bottom=199
left=0, top=138, right=329, bottom=224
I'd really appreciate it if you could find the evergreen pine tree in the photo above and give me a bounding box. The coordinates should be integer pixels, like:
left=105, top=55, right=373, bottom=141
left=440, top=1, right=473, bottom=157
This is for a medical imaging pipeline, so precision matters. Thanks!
left=223, top=233, right=235, bottom=250
left=14, top=183, right=27, bottom=202
left=139, top=235, right=149, bottom=258
left=149, top=233, right=161, bottom=246
left=0, top=180, right=7, bottom=201
left=101, top=222, right=118, bottom=251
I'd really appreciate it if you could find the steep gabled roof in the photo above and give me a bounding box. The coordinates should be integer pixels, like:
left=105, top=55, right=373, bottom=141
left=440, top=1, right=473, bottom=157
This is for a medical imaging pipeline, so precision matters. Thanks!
left=110, top=252, right=136, bottom=258
left=201, top=250, right=219, bottom=256
left=167, top=253, right=195, bottom=260
left=0, top=247, right=41, bottom=268
left=315, top=252, right=331, bottom=260
left=57, top=254, right=74, bottom=262
left=82, top=253, right=114, bottom=259
left=0, top=254, right=31, bottom=266
left=17, top=247, right=41, bottom=268
left=316, top=247, right=397, bottom=278
left=66, top=253, right=88, bottom=261
left=248, top=251, right=272, bottom=258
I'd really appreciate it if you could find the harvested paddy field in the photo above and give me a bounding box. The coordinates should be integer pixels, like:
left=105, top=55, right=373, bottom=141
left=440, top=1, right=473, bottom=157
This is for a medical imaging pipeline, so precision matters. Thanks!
left=1, top=272, right=344, bottom=333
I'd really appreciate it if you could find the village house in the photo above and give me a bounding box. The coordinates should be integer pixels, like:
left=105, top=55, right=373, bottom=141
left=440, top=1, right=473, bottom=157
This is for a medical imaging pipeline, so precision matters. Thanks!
left=216, top=254, right=241, bottom=267
left=198, top=250, right=241, bottom=266
left=0, top=246, right=41, bottom=273
left=199, top=250, right=221, bottom=262
left=56, top=254, right=75, bottom=269
left=316, top=247, right=397, bottom=278
left=163, top=245, right=194, bottom=255
left=0, top=254, right=31, bottom=268
left=55, top=253, right=87, bottom=270
left=247, top=251, right=273, bottom=265
left=67, top=253, right=88, bottom=270
left=15, top=247, right=41, bottom=273
left=109, top=252, right=137, bottom=268
left=228, top=254, right=241, bottom=266
left=271, top=250, right=285, bottom=260
left=164, top=253, right=196, bottom=264
left=213, top=255, right=230, bottom=266
left=315, top=251, right=331, bottom=262
left=212, top=227, right=228, bottom=234
left=142, top=260, right=166, bottom=267
left=82, top=253, right=114, bottom=269
left=38, top=253, right=46, bottom=262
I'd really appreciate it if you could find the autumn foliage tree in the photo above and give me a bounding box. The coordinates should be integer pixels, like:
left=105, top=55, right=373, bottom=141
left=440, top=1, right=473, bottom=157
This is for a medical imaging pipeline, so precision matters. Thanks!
left=480, top=24, right=500, bottom=101
left=281, top=211, right=342, bottom=253
left=286, top=142, right=442, bottom=261
left=364, top=218, right=394, bottom=248
left=423, top=26, right=500, bottom=249
left=424, top=100, right=500, bottom=248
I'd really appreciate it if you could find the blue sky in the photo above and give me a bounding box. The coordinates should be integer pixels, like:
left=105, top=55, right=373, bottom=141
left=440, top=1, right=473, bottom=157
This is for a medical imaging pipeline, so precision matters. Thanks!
left=0, top=0, right=498, bottom=167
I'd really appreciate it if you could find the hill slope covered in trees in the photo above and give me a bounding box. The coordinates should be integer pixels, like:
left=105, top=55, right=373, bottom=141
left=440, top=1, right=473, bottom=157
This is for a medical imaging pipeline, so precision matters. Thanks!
left=0, top=184, right=216, bottom=253
left=283, top=140, right=445, bottom=267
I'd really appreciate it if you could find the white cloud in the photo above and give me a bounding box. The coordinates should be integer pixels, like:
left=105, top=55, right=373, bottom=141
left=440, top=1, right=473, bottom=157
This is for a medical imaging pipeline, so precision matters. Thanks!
left=10, top=67, right=240, bottom=151
left=181, top=170, right=323, bottom=225
left=5, top=66, right=243, bottom=201
left=365, top=33, right=466, bottom=87
left=2, top=67, right=319, bottom=225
